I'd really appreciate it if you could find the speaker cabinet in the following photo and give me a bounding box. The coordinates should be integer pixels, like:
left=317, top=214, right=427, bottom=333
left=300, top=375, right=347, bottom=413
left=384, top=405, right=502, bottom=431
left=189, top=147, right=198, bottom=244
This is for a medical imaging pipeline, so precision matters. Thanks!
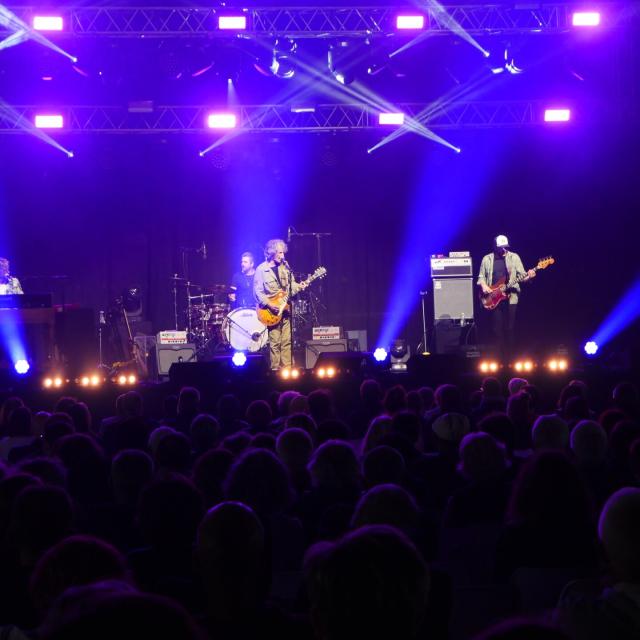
left=305, top=339, right=348, bottom=369
left=433, top=277, right=474, bottom=321
left=155, top=344, right=197, bottom=377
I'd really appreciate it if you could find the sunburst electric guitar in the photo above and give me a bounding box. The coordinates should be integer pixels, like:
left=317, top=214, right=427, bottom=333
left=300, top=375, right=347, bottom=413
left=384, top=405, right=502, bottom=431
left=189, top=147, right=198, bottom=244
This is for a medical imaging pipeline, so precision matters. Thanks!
left=479, top=256, right=554, bottom=310
left=257, top=266, right=327, bottom=327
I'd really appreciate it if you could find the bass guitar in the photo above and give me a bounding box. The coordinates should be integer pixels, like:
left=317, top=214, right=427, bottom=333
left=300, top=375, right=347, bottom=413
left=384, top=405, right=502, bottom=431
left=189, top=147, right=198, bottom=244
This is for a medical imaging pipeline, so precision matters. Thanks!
left=479, top=256, right=554, bottom=310
left=257, top=266, right=327, bottom=327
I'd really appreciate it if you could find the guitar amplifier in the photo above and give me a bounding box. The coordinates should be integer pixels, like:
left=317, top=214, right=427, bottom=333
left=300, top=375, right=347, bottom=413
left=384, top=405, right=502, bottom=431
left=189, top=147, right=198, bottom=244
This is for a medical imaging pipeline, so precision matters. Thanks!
left=430, top=255, right=473, bottom=278
left=305, top=339, right=348, bottom=369
left=432, top=278, right=474, bottom=321
left=153, top=343, right=197, bottom=378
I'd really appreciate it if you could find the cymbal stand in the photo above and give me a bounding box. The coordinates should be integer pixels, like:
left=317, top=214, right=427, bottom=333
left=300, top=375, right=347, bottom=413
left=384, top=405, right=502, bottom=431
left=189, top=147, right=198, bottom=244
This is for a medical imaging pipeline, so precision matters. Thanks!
left=418, top=290, right=430, bottom=356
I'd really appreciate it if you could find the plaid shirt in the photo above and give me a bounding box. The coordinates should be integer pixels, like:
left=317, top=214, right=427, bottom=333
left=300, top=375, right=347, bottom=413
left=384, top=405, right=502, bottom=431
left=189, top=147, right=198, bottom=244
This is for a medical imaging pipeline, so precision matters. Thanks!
left=477, top=251, right=526, bottom=305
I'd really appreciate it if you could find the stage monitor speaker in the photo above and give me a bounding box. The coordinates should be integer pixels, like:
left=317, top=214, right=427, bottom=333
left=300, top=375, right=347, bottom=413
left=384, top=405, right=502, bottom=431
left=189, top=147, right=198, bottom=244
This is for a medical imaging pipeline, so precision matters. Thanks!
left=155, top=344, right=196, bottom=377
left=305, top=339, right=348, bottom=369
left=432, top=277, right=474, bottom=322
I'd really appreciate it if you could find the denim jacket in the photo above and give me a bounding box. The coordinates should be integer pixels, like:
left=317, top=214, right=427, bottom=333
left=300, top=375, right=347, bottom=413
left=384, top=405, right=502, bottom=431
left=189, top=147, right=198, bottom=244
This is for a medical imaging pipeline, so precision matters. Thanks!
left=477, top=251, right=526, bottom=305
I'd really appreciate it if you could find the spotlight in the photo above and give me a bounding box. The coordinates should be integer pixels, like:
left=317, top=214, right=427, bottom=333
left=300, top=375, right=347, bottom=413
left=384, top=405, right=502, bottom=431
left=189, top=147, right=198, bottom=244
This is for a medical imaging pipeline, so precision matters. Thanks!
left=572, top=11, right=601, bottom=27
left=373, top=347, right=388, bottom=362
left=127, top=374, right=137, bottom=385
left=80, top=376, right=90, bottom=387
left=317, top=367, right=326, bottom=378
left=547, top=358, right=569, bottom=372
left=280, top=368, right=291, bottom=380
left=43, top=377, right=53, bottom=388
left=328, top=41, right=358, bottom=85
left=14, top=359, right=30, bottom=375
left=33, top=16, right=64, bottom=31
left=544, top=108, right=571, bottom=123
left=379, top=113, right=405, bottom=126
left=291, top=368, right=300, bottom=379
left=35, top=114, right=63, bottom=129
left=53, top=377, right=64, bottom=388
left=232, top=351, right=247, bottom=367
left=218, top=16, right=247, bottom=30
left=117, top=374, right=128, bottom=385
left=271, top=38, right=297, bottom=79
left=395, top=15, right=425, bottom=30
left=206, top=113, right=237, bottom=129
left=513, top=360, right=535, bottom=372
left=584, top=341, right=599, bottom=356
left=326, top=366, right=336, bottom=378
left=479, top=360, right=500, bottom=373
left=390, top=339, right=410, bottom=372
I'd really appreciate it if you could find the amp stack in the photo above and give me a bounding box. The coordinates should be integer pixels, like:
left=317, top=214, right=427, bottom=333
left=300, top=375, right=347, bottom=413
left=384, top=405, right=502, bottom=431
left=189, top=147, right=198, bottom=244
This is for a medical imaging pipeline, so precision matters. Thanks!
left=430, top=252, right=474, bottom=355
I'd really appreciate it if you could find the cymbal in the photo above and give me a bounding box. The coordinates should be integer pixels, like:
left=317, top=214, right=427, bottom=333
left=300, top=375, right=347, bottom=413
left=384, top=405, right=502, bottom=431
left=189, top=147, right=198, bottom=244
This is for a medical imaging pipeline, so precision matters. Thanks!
left=208, top=284, right=233, bottom=293
left=170, top=275, right=187, bottom=281
left=188, top=293, right=218, bottom=300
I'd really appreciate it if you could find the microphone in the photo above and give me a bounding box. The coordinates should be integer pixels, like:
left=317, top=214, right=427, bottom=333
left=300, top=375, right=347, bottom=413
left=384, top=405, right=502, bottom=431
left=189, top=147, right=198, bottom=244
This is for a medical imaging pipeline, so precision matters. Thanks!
left=282, top=259, right=291, bottom=270
left=287, top=226, right=291, bottom=243
left=201, top=242, right=207, bottom=260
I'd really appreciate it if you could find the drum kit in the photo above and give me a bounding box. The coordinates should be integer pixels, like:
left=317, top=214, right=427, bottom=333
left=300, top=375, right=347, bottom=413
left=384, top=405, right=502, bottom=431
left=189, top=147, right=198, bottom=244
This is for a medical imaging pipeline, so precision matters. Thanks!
left=171, top=276, right=268, bottom=357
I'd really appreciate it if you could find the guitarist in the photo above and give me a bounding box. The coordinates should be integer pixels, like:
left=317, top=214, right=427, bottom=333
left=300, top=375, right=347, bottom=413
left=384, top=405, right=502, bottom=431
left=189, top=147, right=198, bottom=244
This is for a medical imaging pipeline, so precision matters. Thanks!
left=477, top=235, right=535, bottom=359
left=253, top=238, right=307, bottom=370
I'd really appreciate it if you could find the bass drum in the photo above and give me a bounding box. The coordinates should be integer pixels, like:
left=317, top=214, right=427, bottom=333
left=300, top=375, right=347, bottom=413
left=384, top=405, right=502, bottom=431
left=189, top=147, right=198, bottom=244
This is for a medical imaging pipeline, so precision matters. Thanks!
left=222, top=307, right=268, bottom=353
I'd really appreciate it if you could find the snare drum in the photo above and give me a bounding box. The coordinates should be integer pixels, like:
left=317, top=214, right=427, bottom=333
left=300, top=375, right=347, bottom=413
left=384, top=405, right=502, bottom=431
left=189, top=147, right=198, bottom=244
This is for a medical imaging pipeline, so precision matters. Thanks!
left=222, top=307, right=268, bottom=353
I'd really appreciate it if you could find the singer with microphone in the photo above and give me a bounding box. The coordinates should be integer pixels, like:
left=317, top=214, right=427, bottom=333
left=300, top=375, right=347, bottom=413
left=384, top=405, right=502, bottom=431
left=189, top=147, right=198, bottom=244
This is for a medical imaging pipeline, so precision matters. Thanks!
left=228, top=251, right=256, bottom=309
left=253, top=238, right=306, bottom=370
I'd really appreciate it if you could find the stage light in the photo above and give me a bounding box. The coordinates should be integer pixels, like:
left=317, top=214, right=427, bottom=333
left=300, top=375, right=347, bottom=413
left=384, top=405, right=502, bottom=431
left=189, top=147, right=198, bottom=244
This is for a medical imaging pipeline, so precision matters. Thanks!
left=317, top=367, right=326, bottom=378
left=80, top=376, right=90, bottom=387
left=117, top=374, right=128, bottom=385
left=291, top=368, right=300, bottom=379
left=584, top=341, right=599, bottom=356
left=479, top=360, right=500, bottom=373
left=326, top=366, right=336, bottom=378
left=232, top=351, right=247, bottom=367
left=544, top=108, right=571, bottom=123
left=206, top=113, right=237, bottom=129
left=514, top=360, right=534, bottom=372
left=280, top=368, right=291, bottom=380
left=379, top=113, right=405, bottom=126
left=14, top=359, right=30, bottom=375
left=396, top=15, right=425, bottom=30
left=328, top=41, right=357, bottom=85
left=271, top=38, right=297, bottom=79
left=127, top=374, right=137, bottom=385
left=33, top=16, right=63, bottom=31
left=54, top=377, right=64, bottom=388
left=547, top=358, right=569, bottom=371
left=373, top=347, right=388, bottom=362
left=43, top=378, right=53, bottom=388
left=572, top=11, right=601, bottom=27
left=35, top=114, right=63, bottom=129
left=218, top=16, right=247, bottom=30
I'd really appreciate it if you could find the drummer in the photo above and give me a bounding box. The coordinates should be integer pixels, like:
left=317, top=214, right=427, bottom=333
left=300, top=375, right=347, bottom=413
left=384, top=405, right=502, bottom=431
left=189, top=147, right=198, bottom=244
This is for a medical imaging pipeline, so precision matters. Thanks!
left=229, top=252, right=256, bottom=309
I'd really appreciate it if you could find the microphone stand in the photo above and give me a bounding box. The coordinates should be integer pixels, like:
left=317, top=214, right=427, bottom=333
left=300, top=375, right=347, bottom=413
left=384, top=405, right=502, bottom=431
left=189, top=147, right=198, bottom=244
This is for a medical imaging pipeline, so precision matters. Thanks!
left=419, top=290, right=430, bottom=356
left=288, top=230, right=331, bottom=322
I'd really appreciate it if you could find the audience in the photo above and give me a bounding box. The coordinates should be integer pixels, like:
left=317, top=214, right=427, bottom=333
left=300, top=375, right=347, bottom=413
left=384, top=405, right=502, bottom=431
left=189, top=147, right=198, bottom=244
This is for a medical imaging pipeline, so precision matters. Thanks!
left=0, top=374, right=635, bottom=639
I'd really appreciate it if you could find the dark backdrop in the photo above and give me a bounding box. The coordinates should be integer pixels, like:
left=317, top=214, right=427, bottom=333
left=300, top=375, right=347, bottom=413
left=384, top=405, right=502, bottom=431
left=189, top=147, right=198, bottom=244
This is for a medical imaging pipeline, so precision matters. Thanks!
left=1, top=118, right=638, bottom=356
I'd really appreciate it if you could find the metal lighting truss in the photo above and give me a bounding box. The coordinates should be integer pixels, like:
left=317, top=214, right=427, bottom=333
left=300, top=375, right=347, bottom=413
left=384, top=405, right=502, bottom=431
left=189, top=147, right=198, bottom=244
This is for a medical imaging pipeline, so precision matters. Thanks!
left=2, top=4, right=632, bottom=38
left=0, top=101, right=579, bottom=133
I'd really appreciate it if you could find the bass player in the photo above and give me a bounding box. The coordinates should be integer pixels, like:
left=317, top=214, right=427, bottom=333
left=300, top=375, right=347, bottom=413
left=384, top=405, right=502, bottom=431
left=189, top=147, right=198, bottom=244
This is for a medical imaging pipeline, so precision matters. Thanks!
left=253, top=238, right=307, bottom=370
left=477, top=234, right=535, bottom=359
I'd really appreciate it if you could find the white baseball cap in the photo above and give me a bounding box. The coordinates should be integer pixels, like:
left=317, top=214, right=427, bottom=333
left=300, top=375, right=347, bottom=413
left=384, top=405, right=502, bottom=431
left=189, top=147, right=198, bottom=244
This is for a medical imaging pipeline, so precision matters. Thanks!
left=494, top=235, right=510, bottom=248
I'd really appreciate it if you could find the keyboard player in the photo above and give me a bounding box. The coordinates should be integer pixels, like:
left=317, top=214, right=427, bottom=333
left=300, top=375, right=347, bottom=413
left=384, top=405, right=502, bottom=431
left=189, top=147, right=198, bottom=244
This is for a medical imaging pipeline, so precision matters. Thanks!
left=0, top=257, right=23, bottom=295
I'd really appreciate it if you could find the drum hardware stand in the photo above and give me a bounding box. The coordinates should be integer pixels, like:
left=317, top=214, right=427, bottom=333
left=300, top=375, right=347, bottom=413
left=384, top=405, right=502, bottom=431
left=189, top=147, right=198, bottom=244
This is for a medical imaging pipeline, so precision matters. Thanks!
left=97, top=310, right=111, bottom=372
